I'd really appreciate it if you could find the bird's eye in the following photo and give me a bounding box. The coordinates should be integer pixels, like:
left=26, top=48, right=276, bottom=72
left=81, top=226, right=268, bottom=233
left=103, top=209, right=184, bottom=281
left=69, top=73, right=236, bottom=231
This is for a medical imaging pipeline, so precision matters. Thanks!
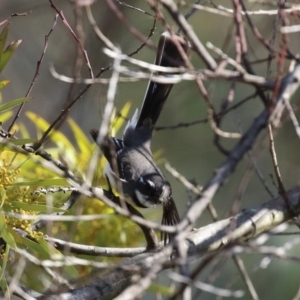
left=137, top=177, right=156, bottom=197
left=145, top=179, right=155, bottom=188
left=138, top=177, right=155, bottom=189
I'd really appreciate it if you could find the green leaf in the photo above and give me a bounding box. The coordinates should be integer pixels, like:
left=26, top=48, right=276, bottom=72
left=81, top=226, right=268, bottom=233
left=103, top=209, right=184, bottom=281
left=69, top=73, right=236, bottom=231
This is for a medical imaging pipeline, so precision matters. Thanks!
left=38, top=239, right=79, bottom=278
left=0, top=40, right=22, bottom=73
left=17, top=122, right=30, bottom=139
left=19, top=236, right=50, bottom=258
left=6, top=227, right=23, bottom=244
left=0, top=111, right=13, bottom=124
left=0, top=187, right=5, bottom=209
left=68, top=118, right=91, bottom=154
left=0, top=25, right=9, bottom=57
left=0, top=211, right=6, bottom=234
left=1, top=229, right=16, bottom=249
left=112, top=102, right=131, bottom=135
left=0, top=283, right=8, bottom=300
left=0, top=245, right=10, bottom=280
left=0, top=270, right=9, bottom=300
left=10, top=201, right=64, bottom=213
left=148, top=283, right=173, bottom=295
left=0, top=97, right=30, bottom=113
left=11, top=178, right=67, bottom=186
left=0, top=80, right=10, bottom=91
left=26, top=112, right=75, bottom=152
left=9, top=138, right=36, bottom=145
left=0, top=245, right=10, bottom=283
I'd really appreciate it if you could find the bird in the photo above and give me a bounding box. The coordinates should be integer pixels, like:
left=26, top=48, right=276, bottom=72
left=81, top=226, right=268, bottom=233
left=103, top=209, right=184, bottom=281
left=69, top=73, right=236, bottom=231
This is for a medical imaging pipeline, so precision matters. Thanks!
left=91, top=31, right=188, bottom=243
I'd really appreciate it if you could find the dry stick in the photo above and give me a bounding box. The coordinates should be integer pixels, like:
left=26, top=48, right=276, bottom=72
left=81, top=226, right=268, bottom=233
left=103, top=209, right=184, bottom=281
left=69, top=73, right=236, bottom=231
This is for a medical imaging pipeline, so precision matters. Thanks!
left=269, top=1, right=288, bottom=112
left=213, top=4, right=300, bottom=16
left=8, top=14, right=59, bottom=133
left=267, top=4, right=298, bottom=220
left=156, top=92, right=257, bottom=131
left=41, top=1, right=94, bottom=146
left=85, top=10, right=156, bottom=184
left=165, top=163, right=218, bottom=295
left=169, top=252, right=218, bottom=300
left=60, top=3, right=87, bottom=131
left=191, top=256, right=229, bottom=300
left=208, top=108, right=241, bottom=139
left=6, top=258, right=27, bottom=300
left=238, top=0, right=270, bottom=106
left=156, top=34, right=223, bottom=296
left=232, top=255, right=258, bottom=300
left=268, top=125, right=285, bottom=195
left=116, top=0, right=155, bottom=17
left=232, top=5, right=260, bottom=298
left=155, top=117, right=208, bottom=131
left=23, top=19, right=159, bottom=247
left=85, top=5, right=118, bottom=51
left=267, top=124, right=298, bottom=224
left=159, top=0, right=217, bottom=70
left=114, top=245, right=174, bottom=300
left=207, top=41, right=241, bottom=154
left=283, top=96, right=300, bottom=139
left=34, top=187, right=300, bottom=300
left=29, top=2, right=99, bottom=150
left=29, top=148, right=159, bottom=248
left=239, top=1, right=279, bottom=57
left=161, top=0, right=288, bottom=299
left=183, top=0, right=201, bottom=22
left=165, top=162, right=218, bottom=221
left=49, top=0, right=94, bottom=79
left=32, top=71, right=104, bottom=150
left=46, top=237, right=145, bottom=257
left=207, top=41, right=246, bottom=73
left=179, top=7, right=257, bottom=294
left=168, top=272, right=243, bottom=299
left=51, top=49, right=275, bottom=88
left=34, top=7, right=156, bottom=150
left=229, top=2, right=285, bottom=215
left=12, top=285, right=39, bottom=300
left=11, top=11, right=32, bottom=17
left=174, top=19, right=300, bottom=262
left=172, top=186, right=300, bottom=300
left=15, top=247, right=112, bottom=269
left=21, top=145, right=172, bottom=239
left=105, top=0, right=155, bottom=49
left=30, top=191, right=81, bottom=232
left=231, top=143, right=275, bottom=217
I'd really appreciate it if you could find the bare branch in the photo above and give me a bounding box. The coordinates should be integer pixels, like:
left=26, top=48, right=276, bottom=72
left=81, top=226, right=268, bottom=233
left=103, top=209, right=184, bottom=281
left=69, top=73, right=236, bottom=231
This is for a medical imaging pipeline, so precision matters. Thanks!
left=40, top=187, right=300, bottom=299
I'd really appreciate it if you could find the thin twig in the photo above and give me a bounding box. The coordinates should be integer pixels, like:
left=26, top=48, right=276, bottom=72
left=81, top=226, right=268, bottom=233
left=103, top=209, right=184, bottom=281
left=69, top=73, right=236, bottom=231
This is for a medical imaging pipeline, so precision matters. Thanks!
left=8, top=14, right=59, bottom=132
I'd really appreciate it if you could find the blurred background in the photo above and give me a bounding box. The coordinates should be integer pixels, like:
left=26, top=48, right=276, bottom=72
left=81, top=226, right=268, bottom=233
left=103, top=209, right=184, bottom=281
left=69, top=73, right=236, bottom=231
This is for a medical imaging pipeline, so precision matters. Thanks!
left=1, top=0, right=300, bottom=299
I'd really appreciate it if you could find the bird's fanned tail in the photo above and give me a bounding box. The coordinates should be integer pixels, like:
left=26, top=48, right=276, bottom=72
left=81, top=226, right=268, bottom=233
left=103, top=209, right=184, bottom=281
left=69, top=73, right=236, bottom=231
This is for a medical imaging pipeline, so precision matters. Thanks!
left=161, top=197, right=180, bottom=245
left=136, top=32, right=189, bottom=130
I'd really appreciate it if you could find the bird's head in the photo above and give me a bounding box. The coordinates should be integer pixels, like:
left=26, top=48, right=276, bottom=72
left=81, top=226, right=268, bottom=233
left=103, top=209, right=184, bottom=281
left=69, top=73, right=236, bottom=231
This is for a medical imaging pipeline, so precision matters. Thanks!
left=134, top=174, right=171, bottom=208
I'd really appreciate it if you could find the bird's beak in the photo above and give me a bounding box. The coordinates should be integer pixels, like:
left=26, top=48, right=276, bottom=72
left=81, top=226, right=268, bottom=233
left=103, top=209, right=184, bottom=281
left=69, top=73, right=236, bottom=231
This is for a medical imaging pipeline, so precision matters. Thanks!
left=159, top=184, right=170, bottom=202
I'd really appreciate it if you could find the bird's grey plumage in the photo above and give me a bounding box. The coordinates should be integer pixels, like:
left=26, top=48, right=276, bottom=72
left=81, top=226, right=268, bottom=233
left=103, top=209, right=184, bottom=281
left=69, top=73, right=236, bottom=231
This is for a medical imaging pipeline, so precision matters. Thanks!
left=91, top=31, right=188, bottom=243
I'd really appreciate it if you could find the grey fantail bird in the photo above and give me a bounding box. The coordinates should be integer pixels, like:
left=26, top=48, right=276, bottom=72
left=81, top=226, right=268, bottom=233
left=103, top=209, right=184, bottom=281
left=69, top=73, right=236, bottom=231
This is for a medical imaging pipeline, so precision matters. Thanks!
left=91, top=32, right=188, bottom=243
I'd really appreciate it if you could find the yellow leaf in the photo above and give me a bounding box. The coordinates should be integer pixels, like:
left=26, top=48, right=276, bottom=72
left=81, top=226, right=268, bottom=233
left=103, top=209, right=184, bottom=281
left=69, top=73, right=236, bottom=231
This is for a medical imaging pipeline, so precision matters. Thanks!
left=26, top=111, right=75, bottom=153
left=68, top=118, right=91, bottom=154
left=111, top=102, right=131, bottom=136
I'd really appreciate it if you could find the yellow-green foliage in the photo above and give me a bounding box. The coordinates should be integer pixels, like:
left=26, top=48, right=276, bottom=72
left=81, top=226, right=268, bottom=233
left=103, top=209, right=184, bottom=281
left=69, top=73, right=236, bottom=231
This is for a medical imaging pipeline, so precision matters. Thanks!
left=0, top=24, right=144, bottom=254
left=0, top=101, right=146, bottom=286
left=23, top=104, right=144, bottom=249
left=0, top=24, right=147, bottom=289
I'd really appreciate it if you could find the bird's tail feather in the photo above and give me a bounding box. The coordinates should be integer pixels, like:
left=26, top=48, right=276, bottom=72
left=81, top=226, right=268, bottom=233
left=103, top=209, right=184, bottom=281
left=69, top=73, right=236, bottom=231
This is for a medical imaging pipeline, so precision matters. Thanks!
left=161, top=197, right=180, bottom=245
left=136, top=32, right=189, bottom=130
